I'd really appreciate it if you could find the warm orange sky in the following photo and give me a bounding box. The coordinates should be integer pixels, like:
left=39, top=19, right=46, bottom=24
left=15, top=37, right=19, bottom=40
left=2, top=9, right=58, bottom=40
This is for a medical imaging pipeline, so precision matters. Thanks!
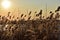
left=0, top=0, right=60, bottom=18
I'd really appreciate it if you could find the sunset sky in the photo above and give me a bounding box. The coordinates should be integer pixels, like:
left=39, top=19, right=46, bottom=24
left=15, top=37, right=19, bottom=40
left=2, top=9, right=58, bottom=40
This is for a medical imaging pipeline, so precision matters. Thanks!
left=0, top=0, right=60, bottom=17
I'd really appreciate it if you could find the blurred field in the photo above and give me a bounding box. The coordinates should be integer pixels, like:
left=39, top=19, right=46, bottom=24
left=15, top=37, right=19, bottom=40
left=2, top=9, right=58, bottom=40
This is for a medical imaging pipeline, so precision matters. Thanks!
left=0, top=6, right=60, bottom=40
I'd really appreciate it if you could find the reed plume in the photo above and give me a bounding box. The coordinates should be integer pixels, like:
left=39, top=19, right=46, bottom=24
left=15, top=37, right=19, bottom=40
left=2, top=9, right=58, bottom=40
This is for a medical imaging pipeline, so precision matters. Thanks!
left=28, top=16, right=31, bottom=20
left=29, top=11, right=31, bottom=15
left=7, top=12, right=11, bottom=17
left=21, top=14, right=24, bottom=18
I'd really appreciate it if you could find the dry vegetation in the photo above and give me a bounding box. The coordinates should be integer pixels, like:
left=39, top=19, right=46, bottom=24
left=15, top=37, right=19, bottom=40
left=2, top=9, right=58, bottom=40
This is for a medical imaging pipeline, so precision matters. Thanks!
left=0, top=6, right=60, bottom=40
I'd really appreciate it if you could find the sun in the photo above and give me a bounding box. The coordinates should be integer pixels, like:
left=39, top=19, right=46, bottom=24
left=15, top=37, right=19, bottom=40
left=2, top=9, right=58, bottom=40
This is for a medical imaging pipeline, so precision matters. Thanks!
left=1, top=0, right=11, bottom=9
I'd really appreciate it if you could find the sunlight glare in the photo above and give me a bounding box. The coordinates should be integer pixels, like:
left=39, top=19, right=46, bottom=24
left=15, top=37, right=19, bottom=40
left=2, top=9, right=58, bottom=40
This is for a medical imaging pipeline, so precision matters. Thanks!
left=1, top=0, right=11, bottom=9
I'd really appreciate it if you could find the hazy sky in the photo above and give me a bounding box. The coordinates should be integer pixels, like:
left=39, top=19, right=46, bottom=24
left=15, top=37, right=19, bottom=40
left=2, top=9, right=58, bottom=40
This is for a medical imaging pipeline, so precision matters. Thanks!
left=12, top=0, right=60, bottom=9
left=0, top=0, right=60, bottom=16
left=0, top=0, right=60, bottom=9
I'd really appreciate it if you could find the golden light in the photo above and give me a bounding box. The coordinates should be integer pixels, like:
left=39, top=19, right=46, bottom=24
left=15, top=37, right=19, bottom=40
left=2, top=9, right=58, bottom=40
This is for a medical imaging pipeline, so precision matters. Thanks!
left=1, top=0, right=11, bottom=9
